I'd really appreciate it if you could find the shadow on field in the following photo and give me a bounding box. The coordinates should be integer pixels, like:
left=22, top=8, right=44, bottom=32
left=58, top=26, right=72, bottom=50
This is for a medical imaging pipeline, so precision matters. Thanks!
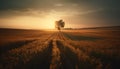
left=19, top=40, right=53, bottom=69
left=0, top=40, right=36, bottom=55
left=90, top=51, right=120, bottom=69
left=56, top=40, right=78, bottom=69
left=63, top=32, right=100, bottom=41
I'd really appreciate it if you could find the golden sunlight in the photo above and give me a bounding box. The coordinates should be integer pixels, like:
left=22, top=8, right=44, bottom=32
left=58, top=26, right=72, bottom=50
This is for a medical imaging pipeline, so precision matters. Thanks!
left=0, top=10, right=64, bottom=29
left=1, top=15, right=61, bottom=29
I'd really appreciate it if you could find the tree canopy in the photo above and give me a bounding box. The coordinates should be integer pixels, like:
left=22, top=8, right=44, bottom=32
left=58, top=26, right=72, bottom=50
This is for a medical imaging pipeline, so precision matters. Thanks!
left=55, top=19, right=65, bottom=30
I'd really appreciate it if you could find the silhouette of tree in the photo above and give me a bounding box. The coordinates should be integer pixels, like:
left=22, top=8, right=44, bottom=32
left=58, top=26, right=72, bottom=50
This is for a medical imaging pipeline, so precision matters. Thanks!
left=55, top=19, right=65, bottom=31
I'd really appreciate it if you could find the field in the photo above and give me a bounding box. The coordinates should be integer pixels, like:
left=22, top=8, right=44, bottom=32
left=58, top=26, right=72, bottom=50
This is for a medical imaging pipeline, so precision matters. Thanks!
left=0, top=27, right=120, bottom=69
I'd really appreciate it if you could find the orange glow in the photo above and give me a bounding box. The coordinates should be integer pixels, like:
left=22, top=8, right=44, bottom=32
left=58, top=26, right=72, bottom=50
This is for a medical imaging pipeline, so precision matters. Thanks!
left=0, top=11, right=63, bottom=29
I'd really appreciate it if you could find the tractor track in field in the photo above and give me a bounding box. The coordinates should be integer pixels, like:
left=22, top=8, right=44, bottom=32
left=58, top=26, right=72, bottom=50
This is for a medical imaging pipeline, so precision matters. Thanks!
left=0, top=31, right=81, bottom=69
left=0, top=31, right=105, bottom=69
left=49, top=32, right=79, bottom=69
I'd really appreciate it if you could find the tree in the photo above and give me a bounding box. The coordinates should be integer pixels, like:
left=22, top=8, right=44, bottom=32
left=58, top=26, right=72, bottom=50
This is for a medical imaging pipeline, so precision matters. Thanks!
left=55, top=19, right=65, bottom=31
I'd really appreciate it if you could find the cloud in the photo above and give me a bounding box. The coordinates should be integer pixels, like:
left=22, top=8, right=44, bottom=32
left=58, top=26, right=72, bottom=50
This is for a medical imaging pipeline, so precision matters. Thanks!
left=0, top=8, right=51, bottom=18
left=0, top=0, right=120, bottom=28
left=78, top=8, right=104, bottom=15
left=48, top=8, right=104, bottom=17
left=54, top=3, right=64, bottom=7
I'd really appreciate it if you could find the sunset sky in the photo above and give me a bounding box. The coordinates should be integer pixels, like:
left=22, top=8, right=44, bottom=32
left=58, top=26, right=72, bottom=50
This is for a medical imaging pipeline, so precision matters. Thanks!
left=0, top=0, right=120, bottom=29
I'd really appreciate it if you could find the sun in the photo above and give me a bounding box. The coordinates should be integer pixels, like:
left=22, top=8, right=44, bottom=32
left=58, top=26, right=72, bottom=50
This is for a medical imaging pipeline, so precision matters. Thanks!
left=41, top=13, right=61, bottom=29
left=41, top=17, right=56, bottom=29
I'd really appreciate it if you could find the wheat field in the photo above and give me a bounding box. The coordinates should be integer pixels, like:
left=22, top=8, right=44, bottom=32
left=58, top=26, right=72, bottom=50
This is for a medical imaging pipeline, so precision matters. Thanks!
left=0, top=27, right=120, bottom=69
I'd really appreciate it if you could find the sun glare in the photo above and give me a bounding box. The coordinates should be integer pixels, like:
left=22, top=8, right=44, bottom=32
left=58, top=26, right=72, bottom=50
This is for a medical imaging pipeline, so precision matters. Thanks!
left=41, top=16, right=56, bottom=29
left=41, top=12, right=61, bottom=29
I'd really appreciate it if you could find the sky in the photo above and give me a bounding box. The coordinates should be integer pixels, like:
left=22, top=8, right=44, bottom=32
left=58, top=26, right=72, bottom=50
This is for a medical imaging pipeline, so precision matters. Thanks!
left=0, top=0, right=120, bottom=29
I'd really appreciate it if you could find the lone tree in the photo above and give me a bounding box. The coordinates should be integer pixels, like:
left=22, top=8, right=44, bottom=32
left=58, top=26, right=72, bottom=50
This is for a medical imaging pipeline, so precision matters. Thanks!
left=55, top=19, right=65, bottom=31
